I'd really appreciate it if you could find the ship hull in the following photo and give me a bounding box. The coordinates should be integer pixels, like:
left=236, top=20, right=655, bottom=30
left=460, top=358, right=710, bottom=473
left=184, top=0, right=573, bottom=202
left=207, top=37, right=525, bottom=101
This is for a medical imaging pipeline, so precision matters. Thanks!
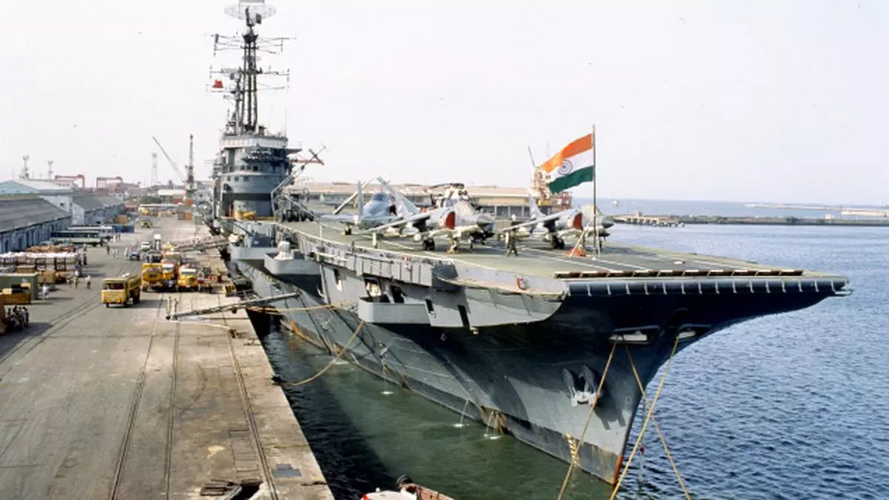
left=231, top=256, right=833, bottom=484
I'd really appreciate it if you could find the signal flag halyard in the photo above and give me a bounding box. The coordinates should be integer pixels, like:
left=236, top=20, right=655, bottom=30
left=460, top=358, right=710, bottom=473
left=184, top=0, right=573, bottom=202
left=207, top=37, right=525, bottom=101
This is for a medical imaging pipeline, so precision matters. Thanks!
left=541, top=133, right=595, bottom=193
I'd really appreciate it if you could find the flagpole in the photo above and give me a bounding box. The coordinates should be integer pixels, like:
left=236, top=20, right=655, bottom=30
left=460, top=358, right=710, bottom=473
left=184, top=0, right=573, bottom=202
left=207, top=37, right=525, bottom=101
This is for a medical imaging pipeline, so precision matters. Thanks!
left=592, top=125, right=599, bottom=255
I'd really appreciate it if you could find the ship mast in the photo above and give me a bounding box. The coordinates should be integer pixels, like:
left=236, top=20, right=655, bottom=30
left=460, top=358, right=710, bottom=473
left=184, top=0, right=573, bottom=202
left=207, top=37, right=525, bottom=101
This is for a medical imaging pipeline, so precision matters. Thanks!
left=212, top=1, right=290, bottom=136
left=241, top=13, right=259, bottom=133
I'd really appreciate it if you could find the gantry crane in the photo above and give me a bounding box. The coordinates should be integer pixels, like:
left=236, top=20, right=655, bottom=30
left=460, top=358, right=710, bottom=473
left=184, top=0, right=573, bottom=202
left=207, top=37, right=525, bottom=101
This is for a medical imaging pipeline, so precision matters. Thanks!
left=151, top=135, right=195, bottom=206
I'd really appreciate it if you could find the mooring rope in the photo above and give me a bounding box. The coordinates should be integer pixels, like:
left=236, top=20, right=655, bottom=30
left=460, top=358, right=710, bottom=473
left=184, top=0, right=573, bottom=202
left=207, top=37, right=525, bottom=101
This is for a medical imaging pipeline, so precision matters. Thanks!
left=624, top=343, right=691, bottom=499
left=609, top=335, right=681, bottom=500
left=279, top=320, right=365, bottom=387
left=556, top=341, right=618, bottom=500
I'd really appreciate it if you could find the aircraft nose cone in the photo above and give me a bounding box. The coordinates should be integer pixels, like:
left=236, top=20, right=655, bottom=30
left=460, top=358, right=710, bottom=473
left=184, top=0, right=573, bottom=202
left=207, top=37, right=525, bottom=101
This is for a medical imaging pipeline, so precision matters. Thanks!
left=599, top=215, right=615, bottom=229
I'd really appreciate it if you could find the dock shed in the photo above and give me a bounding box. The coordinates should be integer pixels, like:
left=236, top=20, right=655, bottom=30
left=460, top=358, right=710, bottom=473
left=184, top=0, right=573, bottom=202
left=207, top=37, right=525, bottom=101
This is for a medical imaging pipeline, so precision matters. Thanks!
left=0, top=197, right=72, bottom=253
left=40, top=194, right=125, bottom=225
left=72, top=195, right=125, bottom=225
left=0, top=179, right=73, bottom=196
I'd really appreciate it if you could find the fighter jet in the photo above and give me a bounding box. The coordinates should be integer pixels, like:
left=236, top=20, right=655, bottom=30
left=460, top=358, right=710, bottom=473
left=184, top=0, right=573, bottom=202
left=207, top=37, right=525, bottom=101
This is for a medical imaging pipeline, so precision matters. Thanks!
left=498, top=196, right=615, bottom=249
left=365, top=179, right=495, bottom=252
left=320, top=181, right=400, bottom=235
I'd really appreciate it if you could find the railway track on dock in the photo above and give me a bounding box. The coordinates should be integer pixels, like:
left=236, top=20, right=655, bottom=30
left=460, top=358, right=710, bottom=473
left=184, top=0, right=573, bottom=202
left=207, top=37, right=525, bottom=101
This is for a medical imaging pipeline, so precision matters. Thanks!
left=218, top=294, right=280, bottom=500
left=108, top=292, right=168, bottom=500
left=0, top=262, right=132, bottom=371
left=163, top=319, right=181, bottom=497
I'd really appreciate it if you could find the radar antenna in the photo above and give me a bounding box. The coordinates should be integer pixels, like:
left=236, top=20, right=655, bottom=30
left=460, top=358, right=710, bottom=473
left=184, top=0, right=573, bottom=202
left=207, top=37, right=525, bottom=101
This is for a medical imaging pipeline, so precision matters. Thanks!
left=211, top=1, right=291, bottom=135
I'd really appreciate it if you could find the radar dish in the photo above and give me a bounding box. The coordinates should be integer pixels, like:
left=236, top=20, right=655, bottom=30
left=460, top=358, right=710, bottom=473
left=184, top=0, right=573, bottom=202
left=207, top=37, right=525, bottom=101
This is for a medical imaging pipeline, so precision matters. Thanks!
left=225, top=0, right=276, bottom=22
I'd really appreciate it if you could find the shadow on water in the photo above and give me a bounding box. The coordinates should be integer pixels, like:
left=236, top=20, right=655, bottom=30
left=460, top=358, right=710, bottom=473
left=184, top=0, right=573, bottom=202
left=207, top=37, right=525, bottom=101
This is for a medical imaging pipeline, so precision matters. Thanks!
left=258, top=327, right=395, bottom=497
left=255, top=320, right=612, bottom=500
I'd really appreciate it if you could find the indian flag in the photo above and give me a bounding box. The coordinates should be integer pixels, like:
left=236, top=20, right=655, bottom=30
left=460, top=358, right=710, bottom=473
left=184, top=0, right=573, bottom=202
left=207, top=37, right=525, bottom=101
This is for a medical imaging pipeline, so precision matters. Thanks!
left=541, top=133, right=595, bottom=193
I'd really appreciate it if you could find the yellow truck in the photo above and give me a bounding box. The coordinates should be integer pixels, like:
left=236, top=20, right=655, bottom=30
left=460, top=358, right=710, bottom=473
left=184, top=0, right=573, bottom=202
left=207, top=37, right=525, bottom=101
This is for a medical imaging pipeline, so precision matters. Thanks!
left=160, top=261, right=178, bottom=289
left=1, top=284, right=32, bottom=305
left=141, top=263, right=164, bottom=291
left=177, top=266, right=198, bottom=292
left=101, top=274, right=142, bottom=307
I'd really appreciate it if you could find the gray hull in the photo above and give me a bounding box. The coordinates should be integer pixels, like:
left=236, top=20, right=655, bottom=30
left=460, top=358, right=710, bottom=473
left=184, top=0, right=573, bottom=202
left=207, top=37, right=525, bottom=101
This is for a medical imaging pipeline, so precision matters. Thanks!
left=230, top=252, right=838, bottom=484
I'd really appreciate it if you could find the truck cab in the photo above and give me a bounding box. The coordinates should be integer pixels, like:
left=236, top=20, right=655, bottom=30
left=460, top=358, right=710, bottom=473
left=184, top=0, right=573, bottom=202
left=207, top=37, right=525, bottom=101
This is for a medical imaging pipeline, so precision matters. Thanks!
left=177, top=267, right=198, bottom=292
left=161, top=261, right=178, bottom=289
left=141, top=263, right=163, bottom=291
left=102, top=274, right=142, bottom=307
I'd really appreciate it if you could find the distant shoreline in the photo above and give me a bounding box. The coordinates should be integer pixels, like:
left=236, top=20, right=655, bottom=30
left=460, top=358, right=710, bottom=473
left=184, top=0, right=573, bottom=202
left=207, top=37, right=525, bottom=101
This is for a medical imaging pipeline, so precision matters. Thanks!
left=614, top=214, right=889, bottom=227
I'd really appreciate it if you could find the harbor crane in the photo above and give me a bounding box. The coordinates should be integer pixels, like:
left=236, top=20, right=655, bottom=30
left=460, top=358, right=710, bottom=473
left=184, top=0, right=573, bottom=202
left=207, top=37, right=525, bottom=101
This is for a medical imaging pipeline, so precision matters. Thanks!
left=151, top=135, right=196, bottom=206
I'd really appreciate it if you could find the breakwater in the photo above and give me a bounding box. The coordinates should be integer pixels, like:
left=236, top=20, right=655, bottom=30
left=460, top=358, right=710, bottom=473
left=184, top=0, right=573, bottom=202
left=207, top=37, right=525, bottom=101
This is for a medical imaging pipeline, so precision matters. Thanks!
left=615, top=214, right=889, bottom=227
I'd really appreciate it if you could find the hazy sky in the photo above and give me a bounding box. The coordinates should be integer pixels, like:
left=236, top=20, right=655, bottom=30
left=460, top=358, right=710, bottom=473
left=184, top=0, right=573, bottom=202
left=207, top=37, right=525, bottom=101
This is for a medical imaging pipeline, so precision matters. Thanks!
left=2, top=1, right=886, bottom=204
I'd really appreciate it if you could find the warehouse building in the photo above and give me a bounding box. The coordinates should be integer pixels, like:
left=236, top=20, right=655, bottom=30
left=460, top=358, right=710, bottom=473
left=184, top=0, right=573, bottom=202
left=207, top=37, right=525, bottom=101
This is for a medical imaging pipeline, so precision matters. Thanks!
left=0, top=197, right=72, bottom=253
left=39, top=193, right=125, bottom=225
left=0, top=179, right=72, bottom=196
left=71, top=194, right=125, bottom=225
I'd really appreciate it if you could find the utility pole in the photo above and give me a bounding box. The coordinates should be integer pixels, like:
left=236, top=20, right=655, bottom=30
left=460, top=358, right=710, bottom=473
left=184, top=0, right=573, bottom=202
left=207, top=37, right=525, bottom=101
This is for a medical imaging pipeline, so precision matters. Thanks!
left=186, top=134, right=195, bottom=206
left=151, top=152, right=159, bottom=187
left=21, top=155, right=30, bottom=179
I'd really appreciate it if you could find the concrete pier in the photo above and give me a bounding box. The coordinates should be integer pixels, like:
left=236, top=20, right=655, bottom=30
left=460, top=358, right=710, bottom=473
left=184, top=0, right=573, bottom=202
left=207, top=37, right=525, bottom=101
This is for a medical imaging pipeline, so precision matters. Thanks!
left=0, top=217, right=332, bottom=499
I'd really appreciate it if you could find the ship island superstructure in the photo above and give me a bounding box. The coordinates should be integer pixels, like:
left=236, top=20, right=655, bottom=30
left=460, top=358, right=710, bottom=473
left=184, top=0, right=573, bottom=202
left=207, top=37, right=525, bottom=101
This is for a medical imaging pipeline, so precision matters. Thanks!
left=210, top=1, right=299, bottom=220
left=205, top=1, right=851, bottom=487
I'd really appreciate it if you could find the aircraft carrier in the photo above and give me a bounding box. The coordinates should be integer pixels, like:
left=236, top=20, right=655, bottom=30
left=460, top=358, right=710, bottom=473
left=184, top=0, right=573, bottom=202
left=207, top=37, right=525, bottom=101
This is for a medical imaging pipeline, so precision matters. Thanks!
left=207, top=1, right=850, bottom=486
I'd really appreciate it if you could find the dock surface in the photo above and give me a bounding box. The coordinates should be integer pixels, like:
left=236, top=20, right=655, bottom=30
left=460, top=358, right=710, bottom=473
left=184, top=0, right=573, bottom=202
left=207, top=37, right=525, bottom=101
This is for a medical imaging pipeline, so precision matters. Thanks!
left=0, top=217, right=332, bottom=499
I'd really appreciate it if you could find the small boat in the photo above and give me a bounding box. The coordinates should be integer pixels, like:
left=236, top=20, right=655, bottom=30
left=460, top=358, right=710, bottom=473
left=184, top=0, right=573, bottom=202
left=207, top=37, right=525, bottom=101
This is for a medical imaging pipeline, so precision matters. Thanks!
left=362, top=475, right=454, bottom=500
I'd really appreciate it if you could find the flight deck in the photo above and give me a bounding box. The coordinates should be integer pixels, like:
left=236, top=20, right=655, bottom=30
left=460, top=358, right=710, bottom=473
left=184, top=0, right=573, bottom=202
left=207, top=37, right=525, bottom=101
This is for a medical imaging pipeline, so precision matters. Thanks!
left=276, top=221, right=839, bottom=281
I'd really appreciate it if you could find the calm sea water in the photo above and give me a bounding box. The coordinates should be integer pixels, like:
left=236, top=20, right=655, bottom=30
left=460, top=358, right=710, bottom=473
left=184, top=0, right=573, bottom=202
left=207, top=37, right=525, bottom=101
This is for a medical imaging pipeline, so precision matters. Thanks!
left=580, top=197, right=884, bottom=220
left=260, top=200, right=889, bottom=500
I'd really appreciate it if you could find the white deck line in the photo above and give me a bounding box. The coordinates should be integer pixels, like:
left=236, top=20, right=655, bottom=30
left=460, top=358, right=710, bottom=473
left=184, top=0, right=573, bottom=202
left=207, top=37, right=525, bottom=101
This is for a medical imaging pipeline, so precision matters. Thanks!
left=518, top=246, right=623, bottom=272
left=374, top=237, right=501, bottom=271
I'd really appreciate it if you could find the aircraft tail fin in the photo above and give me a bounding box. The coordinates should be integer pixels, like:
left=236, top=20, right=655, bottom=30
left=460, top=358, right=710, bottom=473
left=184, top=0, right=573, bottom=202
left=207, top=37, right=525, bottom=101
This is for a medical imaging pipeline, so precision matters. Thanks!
left=357, top=180, right=364, bottom=220
left=377, top=177, right=419, bottom=216
left=529, top=195, right=544, bottom=219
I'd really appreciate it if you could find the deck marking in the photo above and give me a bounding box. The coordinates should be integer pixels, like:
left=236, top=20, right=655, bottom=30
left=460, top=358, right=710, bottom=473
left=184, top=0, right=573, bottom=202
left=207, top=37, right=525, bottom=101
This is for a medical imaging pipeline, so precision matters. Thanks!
left=518, top=247, right=619, bottom=272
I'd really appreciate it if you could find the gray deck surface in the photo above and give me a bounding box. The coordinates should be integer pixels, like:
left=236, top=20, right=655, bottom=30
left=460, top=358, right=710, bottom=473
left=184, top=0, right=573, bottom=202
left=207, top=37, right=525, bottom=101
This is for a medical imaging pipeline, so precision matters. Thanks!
left=0, top=218, right=331, bottom=500
left=280, top=221, right=817, bottom=279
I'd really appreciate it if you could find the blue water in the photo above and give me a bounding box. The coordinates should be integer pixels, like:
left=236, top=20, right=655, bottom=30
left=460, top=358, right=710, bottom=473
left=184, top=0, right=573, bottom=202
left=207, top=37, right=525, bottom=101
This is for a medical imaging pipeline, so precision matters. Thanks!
left=260, top=211, right=889, bottom=499
left=577, top=197, right=884, bottom=220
